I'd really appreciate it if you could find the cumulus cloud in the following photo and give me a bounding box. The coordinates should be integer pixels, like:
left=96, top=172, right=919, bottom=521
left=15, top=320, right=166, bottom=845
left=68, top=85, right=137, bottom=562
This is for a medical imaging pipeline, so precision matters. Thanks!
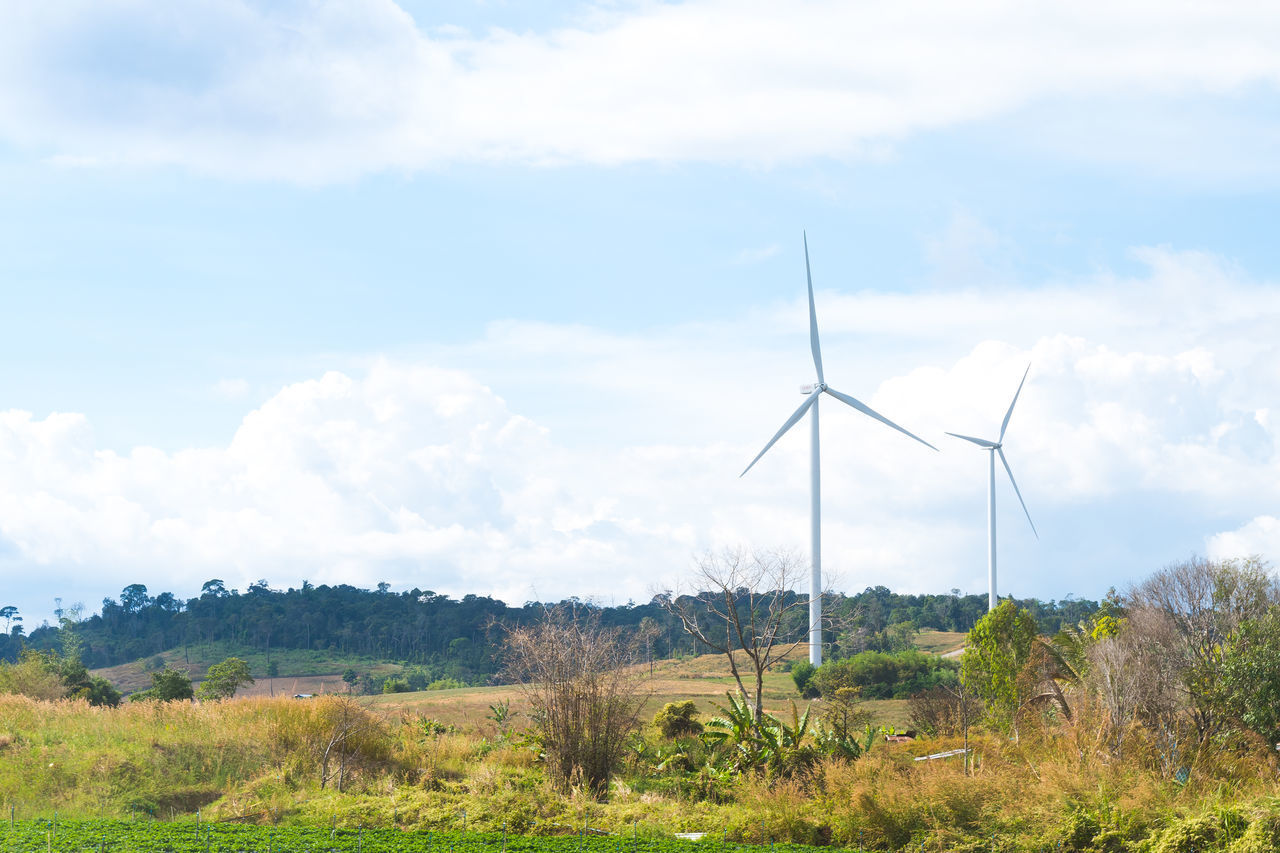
left=1, top=1, right=1279, bottom=180
left=5, top=245, right=1280, bottom=623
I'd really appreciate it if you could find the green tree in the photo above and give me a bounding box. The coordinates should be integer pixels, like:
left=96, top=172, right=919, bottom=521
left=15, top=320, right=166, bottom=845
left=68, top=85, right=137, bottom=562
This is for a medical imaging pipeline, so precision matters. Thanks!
left=960, top=600, right=1037, bottom=731
left=1216, top=606, right=1280, bottom=745
left=131, top=667, right=194, bottom=702
left=196, top=657, right=254, bottom=701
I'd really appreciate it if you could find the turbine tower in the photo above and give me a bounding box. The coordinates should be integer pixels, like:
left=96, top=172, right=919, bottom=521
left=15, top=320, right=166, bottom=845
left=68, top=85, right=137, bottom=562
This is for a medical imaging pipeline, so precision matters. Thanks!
left=741, top=235, right=937, bottom=667
left=946, top=364, right=1038, bottom=612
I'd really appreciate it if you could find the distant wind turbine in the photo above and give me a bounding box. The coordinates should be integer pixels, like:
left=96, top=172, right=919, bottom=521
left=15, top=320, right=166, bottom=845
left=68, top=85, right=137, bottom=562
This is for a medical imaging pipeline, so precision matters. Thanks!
left=947, top=365, right=1038, bottom=612
left=741, top=235, right=937, bottom=667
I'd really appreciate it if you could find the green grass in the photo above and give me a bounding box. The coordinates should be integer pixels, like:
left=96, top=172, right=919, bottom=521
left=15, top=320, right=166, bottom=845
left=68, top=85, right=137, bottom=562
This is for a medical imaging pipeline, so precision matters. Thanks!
left=0, top=819, right=842, bottom=853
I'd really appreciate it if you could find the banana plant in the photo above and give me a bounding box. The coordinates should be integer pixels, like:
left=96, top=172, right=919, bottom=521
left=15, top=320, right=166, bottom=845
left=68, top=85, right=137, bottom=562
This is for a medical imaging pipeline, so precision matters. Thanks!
left=702, top=693, right=766, bottom=772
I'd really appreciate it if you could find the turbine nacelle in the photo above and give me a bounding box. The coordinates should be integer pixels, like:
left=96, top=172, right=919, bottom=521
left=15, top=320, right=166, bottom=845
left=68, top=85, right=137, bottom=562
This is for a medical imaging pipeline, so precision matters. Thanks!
left=799, top=382, right=824, bottom=394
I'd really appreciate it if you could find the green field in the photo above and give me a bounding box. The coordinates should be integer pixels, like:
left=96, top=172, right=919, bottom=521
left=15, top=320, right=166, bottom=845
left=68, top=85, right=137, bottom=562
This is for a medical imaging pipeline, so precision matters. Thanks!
left=0, top=821, right=830, bottom=853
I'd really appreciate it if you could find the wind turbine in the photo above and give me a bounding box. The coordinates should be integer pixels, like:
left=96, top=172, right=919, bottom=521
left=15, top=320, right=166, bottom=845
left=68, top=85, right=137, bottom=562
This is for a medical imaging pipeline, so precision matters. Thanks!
left=946, top=365, right=1038, bottom=612
left=741, top=235, right=937, bottom=667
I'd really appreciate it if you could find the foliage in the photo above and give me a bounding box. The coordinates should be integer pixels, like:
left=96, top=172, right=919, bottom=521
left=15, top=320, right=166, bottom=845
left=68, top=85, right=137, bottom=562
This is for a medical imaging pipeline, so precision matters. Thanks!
left=960, top=600, right=1037, bottom=731
left=700, top=694, right=856, bottom=778
left=0, top=648, right=120, bottom=706
left=15, top=576, right=1097, bottom=688
left=196, top=656, right=254, bottom=701
left=1125, top=555, right=1279, bottom=743
left=0, top=650, right=67, bottom=700
left=789, top=660, right=816, bottom=697
left=130, top=666, right=194, bottom=702
left=653, top=701, right=703, bottom=739
left=1216, top=605, right=1280, bottom=745
left=810, top=649, right=958, bottom=700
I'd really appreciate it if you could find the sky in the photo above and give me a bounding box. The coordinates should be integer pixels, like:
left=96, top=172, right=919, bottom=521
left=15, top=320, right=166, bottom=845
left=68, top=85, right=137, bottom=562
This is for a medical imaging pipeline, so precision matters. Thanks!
left=3, top=0, right=1280, bottom=627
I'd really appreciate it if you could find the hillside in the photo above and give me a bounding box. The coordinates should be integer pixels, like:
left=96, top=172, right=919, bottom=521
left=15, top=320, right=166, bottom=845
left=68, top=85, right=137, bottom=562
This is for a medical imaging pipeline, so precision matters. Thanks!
left=17, top=581, right=1097, bottom=679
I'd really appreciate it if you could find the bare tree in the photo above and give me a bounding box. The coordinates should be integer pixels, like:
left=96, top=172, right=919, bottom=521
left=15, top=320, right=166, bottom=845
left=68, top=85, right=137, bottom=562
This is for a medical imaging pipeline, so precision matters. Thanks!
left=1125, top=556, right=1278, bottom=742
left=503, top=604, right=647, bottom=796
left=658, top=548, right=809, bottom=724
left=1088, top=635, right=1141, bottom=760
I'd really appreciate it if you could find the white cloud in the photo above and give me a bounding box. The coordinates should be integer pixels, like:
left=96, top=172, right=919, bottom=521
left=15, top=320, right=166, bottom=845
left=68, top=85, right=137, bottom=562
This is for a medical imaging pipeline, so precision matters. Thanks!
left=2, top=1, right=1280, bottom=180
left=5, top=244, right=1280, bottom=623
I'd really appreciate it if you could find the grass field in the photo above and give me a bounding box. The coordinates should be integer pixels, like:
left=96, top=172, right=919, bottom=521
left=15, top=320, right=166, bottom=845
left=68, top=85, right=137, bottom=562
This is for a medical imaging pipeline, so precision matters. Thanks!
left=16, top=628, right=1280, bottom=851
left=93, top=644, right=403, bottom=694
left=95, top=639, right=928, bottom=725
left=909, top=630, right=965, bottom=656
left=369, top=645, right=912, bottom=731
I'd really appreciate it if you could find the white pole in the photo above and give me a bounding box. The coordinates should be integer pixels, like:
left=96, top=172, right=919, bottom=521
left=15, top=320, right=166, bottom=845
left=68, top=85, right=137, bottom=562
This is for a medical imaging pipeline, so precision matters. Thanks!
left=810, top=395, right=822, bottom=666
left=987, top=448, right=997, bottom=612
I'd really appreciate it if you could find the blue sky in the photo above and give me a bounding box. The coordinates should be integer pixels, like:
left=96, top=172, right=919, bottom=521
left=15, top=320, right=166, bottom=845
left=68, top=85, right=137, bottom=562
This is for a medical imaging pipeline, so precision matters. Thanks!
left=3, top=0, right=1280, bottom=626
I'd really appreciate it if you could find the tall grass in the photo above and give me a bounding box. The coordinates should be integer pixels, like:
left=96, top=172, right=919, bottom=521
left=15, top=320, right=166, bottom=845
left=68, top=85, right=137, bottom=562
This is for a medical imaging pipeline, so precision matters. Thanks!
left=3, top=693, right=1280, bottom=850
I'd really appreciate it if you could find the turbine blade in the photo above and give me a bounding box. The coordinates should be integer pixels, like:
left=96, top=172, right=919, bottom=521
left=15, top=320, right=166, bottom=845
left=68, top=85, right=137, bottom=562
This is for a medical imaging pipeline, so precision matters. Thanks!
left=740, top=392, right=820, bottom=477
left=945, top=432, right=998, bottom=449
left=999, top=363, right=1031, bottom=442
left=804, top=233, right=824, bottom=385
left=997, top=447, right=1038, bottom=539
left=823, top=386, right=938, bottom=451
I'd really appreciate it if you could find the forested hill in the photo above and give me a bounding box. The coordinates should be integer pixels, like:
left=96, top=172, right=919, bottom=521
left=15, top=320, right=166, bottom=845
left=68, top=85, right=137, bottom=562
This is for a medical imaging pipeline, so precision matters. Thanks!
left=4, top=579, right=1100, bottom=679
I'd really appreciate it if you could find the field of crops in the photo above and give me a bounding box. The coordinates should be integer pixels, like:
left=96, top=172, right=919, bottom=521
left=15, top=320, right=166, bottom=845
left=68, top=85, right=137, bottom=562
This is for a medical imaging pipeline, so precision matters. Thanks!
left=0, top=821, right=841, bottom=853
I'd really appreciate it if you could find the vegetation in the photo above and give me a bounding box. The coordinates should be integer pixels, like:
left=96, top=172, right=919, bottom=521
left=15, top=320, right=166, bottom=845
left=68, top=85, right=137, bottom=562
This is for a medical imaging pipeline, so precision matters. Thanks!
left=15, top=559, right=1280, bottom=849
left=0, top=821, right=841, bottom=853
left=195, top=656, right=254, bottom=701
left=659, top=548, right=809, bottom=724
left=130, top=667, right=194, bottom=702
left=502, top=606, right=647, bottom=795
left=959, top=600, right=1037, bottom=731
left=810, top=650, right=958, bottom=700
left=5, top=580, right=1098, bottom=684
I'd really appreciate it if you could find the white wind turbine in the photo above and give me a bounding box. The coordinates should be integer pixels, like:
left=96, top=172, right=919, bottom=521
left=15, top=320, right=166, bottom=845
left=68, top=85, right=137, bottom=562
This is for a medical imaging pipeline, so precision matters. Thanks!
left=741, top=235, right=937, bottom=667
left=947, top=365, right=1038, bottom=612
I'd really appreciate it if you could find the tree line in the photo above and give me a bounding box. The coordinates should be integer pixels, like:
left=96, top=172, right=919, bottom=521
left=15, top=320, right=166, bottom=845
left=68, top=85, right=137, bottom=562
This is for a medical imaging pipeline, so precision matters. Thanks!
left=1, top=576, right=1100, bottom=679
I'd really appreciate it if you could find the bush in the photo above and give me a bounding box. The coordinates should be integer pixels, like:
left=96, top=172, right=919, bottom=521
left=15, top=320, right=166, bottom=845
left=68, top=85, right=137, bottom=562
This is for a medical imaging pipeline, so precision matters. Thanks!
left=653, top=701, right=703, bottom=739
left=130, top=667, right=193, bottom=702
left=503, top=606, right=646, bottom=796
left=790, top=661, right=816, bottom=697
left=0, top=651, right=68, bottom=701
left=811, top=650, right=958, bottom=700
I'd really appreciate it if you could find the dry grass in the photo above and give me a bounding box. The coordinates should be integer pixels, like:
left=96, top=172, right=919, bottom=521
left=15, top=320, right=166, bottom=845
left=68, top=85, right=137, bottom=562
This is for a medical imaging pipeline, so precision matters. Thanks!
left=911, top=630, right=966, bottom=656
left=4, top=690, right=1280, bottom=850
left=15, top=649, right=1280, bottom=850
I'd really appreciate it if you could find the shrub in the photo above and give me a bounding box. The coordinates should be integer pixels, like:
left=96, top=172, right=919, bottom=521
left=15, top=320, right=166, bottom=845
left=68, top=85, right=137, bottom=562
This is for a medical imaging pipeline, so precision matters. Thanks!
left=812, top=650, right=958, bottom=700
left=790, top=661, right=816, bottom=697
left=503, top=605, right=646, bottom=796
left=130, top=667, right=193, bottom=702
left=653, top=701, right=703, bottom=739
